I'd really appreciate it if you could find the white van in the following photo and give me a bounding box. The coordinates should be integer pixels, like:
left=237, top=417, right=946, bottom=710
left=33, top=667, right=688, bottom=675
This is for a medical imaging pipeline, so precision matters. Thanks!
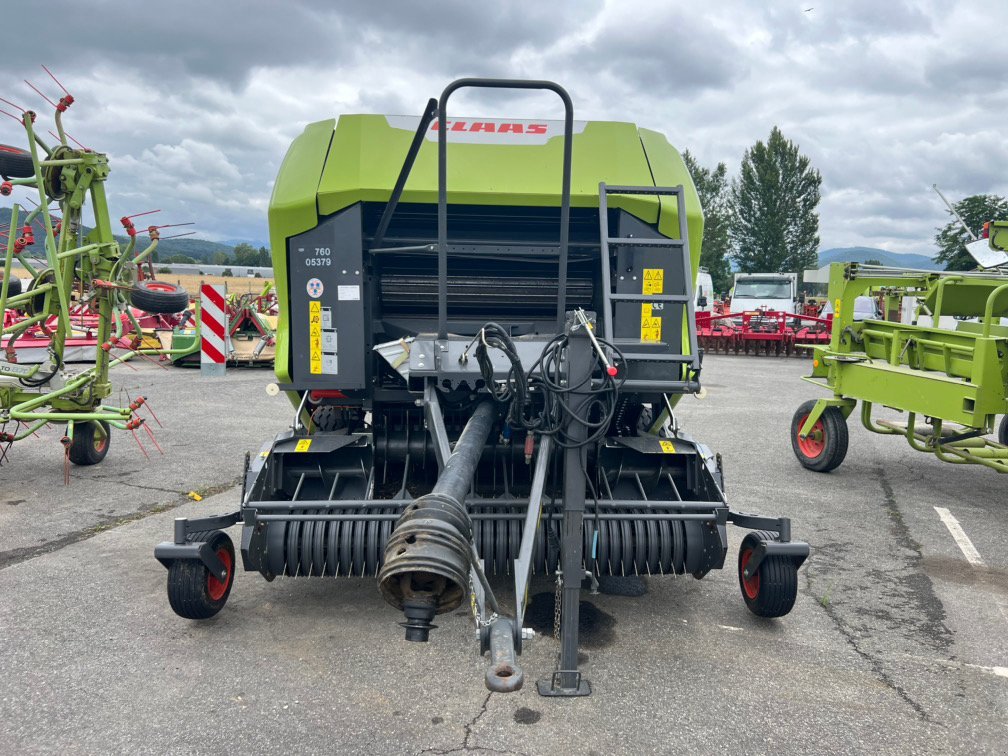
left=695, top=267, right=714, bottom=312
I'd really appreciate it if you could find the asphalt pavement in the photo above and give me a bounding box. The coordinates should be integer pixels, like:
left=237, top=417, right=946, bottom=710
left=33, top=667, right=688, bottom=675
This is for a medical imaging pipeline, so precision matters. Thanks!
left=1, top=356, right=1005, bottom=754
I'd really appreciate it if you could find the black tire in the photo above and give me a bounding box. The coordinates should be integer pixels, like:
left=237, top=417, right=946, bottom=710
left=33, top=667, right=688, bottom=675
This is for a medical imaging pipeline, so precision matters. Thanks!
left=0, top=144, right=34, bottom=179
left=312, top=405, right=347, bottom=432
left=1, top=272, right=22, bottom=297
left=129, top=280, right=189, bottom=314
left=67, top=420, right=111, bottom=466
left=998, top=416, right=1007, bottom=446
left=791, top=399, right=848, bottom=472
left=25, top=270, right=55, bottom=316
left=738, top=530, right=798, bottom=618
left=166, top=530, right=235, bottom=620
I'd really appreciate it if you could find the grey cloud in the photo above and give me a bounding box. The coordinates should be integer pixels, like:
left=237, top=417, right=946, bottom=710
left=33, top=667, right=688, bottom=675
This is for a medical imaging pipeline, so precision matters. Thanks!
left=0, top=0, right=1005, bottom=256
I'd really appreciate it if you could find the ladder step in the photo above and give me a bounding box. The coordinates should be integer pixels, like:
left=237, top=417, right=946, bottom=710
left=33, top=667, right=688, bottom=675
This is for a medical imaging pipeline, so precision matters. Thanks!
left=618, top=353, right=696, bottom=363
left=607, top=237, right=684, bottom=247
left=603, top=185, right=684, bottom=196
left=610, top=294, right=689, bottom=303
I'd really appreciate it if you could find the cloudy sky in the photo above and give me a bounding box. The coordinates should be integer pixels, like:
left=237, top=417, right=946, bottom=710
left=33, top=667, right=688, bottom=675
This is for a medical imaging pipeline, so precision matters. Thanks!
left=1, top=0, right=1005, bottom=256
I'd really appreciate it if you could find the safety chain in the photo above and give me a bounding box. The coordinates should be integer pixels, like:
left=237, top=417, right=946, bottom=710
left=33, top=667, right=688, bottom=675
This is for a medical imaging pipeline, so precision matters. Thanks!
left=553, top=572, right=562, bottom=640
left=469, top=579, right=498, bottom=629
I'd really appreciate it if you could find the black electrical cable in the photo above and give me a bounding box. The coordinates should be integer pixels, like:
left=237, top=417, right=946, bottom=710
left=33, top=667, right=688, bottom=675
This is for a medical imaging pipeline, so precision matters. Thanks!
left=19, top=349, right=62, bottom=387
left=472, top=321, right=626, bottom=450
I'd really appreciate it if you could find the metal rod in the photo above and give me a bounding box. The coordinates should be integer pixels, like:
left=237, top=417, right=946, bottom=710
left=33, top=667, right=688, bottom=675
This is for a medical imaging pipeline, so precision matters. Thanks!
left=371, top=98, right=438, bottom=251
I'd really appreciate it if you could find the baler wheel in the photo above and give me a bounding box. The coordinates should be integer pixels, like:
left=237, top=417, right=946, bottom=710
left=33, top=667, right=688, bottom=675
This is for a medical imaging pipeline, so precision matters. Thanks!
left=738, top=531, right=798, bottom=618
left=129, top=280, right=190, bottom=314
left=998, top=415, right=1007, bottom=446
left=166, top=530, right=235, bottom=620
left=790, top=400, right=848, bottom=473
left=1, top=271, right=22, bottom=297
left=0, top=144, right=34, bottom=179
left=67, top=420, right=111, bottom=466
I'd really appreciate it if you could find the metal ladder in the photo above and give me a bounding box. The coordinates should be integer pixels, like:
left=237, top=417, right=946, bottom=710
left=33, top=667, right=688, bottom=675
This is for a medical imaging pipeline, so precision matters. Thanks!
left=597, top=182, right=701, bottom=389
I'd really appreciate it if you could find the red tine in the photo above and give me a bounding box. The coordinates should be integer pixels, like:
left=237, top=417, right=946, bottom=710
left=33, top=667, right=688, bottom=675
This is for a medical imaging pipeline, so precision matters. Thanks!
left=0, top=96, right=26, bottom=112
left=151, top=222, right=195, bottom=230
left=124, top=209, right=161, bottom=219
left=25, top=80, right=58, bottom=109
left=131, top=428, right=150, bottom=459
left=42, top=65, right=71, bottom=96
left=143, top=423, right=164, bottom=454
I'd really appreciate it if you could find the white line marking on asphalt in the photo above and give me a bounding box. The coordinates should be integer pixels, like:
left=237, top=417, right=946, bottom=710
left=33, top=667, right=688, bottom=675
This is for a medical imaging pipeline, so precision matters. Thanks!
left=934, top=506, right=984, bottom=566
left=933, top=507, right=1008, bottom=624
left=717, top=624, right=742, bottom=631
left=903, top=655, right=1008, bottom=681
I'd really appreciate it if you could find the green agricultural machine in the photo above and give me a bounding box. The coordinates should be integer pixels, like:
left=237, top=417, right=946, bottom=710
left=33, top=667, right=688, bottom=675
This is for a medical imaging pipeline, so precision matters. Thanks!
left=157, top=78, right=808, bottom=695
left=1, top=69, right=189, bottom=469
left=792, top=248, right=1008, bottom=473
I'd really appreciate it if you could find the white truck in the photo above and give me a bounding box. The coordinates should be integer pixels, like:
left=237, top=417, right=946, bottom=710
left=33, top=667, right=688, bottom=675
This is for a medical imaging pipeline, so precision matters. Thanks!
left=694, top=267, right=714, bottom=313
left=729, top=272, right=798, bottom=314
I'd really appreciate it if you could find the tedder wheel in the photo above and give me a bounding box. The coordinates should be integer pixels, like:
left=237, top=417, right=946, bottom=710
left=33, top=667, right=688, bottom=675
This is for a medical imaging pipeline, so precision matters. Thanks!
left=791, top=399, right=848, bottom=473
left=0, top=144, right=34, bottom=179
left=128, top=280, right=190, bottom=314
left=67, top=420, right=111, bottom=466
left=999, top=416, right=1007, bottom=446
left=738, top=530, right=798, bottom=618
left=166, top=530, right=235, bottom=620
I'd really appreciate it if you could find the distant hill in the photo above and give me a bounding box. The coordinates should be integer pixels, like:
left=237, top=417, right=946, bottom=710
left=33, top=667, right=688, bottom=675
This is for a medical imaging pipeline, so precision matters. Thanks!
left=818, top=246, right=940, bottom=270
left=223, top=237, right=270, bottom=249
left=1, top=206, right=243, bottom=262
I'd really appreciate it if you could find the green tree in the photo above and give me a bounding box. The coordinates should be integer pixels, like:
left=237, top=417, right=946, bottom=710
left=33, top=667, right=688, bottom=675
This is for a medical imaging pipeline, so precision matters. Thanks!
left=257, top=246, right=271, bottom=267
left=934, top=194, right=1008, bottom=270
left=863, top=258, right=882, bottom=265
left=211, top=251, right=231, bottom=266
left=232, top=242, right=259, bottom=267
left=166, top=254, right=196, bottom=264
left=729, top=126, right=822, bottom=277
left=682, top=149, right=733, bottom=294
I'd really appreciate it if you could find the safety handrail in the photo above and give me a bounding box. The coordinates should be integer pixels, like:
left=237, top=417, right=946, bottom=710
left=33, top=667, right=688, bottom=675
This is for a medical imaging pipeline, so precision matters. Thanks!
left=436, top=78, right=574, bottom=337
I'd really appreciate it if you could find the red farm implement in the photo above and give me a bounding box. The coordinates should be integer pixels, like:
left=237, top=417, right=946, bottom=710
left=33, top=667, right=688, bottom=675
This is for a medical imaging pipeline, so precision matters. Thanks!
left=696, top=309, right=833, bottom=356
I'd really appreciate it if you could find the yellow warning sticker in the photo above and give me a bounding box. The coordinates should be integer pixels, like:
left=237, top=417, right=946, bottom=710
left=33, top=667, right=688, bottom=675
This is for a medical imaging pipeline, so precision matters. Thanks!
left=295, top=439, right=312, bottom=452
left=640, top=302, right=662, bottom=343
left=309, top=300, right=323, bottom=374
left=834, top=298, right=842, bottom=316
left=259, top=450, right=269, bottom=458
left=659, top=440, right=676, bottom=454
left=643, top=268, right=664, bottom=295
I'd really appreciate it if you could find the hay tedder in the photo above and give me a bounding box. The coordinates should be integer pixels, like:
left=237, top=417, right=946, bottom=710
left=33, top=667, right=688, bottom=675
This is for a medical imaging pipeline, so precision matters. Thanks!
left=1, top=69, right=191, bottom=469
left=792, top=258, right=1008, bottom=473
left=156, top=79, right=809, bottom=695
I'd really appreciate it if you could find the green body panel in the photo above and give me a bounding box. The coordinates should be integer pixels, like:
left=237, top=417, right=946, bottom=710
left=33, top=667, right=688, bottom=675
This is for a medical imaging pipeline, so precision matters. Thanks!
left=268, top=111, right=705, bottom=397
left=268, top=119, right=336, bottom=386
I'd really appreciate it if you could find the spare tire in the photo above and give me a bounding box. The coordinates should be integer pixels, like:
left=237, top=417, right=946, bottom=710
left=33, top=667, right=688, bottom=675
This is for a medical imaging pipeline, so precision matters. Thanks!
left=1, top=272, right=22, bottom=297
left=0, top=144, right=34, bottom=179
left=129, top=280, right=190, bottom=314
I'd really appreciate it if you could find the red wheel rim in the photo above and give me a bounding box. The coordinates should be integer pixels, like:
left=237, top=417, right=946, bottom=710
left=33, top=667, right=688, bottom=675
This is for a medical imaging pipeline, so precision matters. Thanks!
left=206, top=547, right=232, bottom=601
left=144, top=282, right=177, bottom=293
left=797, top=414, right=825, bottom=458
left=93, top=434, right=107, bottom=453
left=740, top=547, right=760, bottom=600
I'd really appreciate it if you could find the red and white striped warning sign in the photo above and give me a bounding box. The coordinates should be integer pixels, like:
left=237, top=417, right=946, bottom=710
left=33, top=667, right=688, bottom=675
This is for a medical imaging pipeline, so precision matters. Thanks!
left=200, top=284, right=228, bottom=370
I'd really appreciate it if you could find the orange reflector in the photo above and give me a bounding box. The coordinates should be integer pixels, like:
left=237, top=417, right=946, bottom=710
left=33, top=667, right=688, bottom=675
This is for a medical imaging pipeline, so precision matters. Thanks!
left=813, top=359, right=820, bottom=368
